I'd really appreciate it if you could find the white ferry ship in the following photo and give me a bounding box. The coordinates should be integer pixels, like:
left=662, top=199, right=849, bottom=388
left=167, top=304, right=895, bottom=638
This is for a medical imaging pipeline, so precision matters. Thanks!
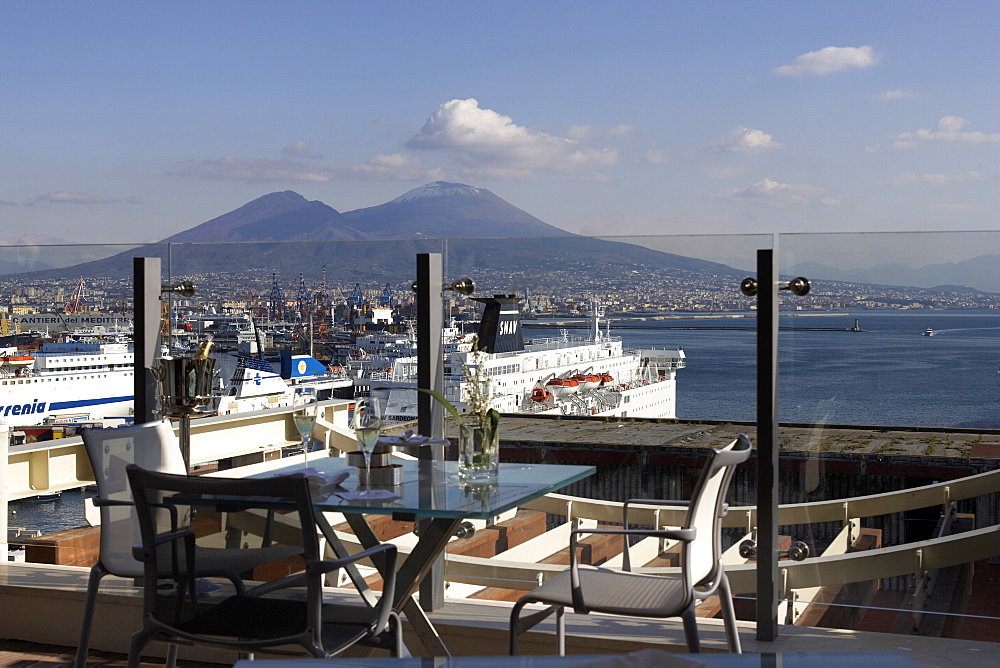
left=368, top=296, right=685, bottom=422
left=212, top=350, right=354, bottom=416
left=0, top=341, right=134, bottom=426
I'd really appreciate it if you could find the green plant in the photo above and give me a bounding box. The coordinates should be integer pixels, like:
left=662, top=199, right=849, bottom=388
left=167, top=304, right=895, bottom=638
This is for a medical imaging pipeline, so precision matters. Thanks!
left=376, top=335, right=501, bottom=443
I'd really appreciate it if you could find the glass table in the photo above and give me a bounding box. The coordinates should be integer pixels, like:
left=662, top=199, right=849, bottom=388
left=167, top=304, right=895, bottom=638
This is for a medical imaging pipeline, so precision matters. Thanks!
left=249, top=456, right=596, bottom=657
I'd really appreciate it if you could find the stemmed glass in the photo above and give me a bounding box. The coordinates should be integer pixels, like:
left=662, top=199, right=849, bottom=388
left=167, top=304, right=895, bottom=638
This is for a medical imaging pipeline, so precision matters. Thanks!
left=292, top=387, right=318, bottom=465
left=351, top=397, right=383, bottom=498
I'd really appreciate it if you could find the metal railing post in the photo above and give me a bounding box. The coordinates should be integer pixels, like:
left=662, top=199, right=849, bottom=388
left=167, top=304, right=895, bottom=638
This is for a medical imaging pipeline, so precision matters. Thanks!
left=1, top=424, right=9, bottom=561
left=416, top=252, right=445, bottom=611
left=756, top=247, right=780, bottom=640
left=133, top=257, right=162, bottom=425
left=416, top=253, right=444, bottom=439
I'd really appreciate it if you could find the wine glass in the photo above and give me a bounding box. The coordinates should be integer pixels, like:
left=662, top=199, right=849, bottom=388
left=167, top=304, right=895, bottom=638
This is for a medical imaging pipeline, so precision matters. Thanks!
left=352, top=397, right=383, bottom=498
left=292, top=387, right=318, bottom=465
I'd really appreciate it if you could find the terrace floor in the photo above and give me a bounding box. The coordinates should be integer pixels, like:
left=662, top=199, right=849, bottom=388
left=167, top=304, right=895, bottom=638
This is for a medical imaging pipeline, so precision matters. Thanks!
left=1, top=562, right=997, bottom=668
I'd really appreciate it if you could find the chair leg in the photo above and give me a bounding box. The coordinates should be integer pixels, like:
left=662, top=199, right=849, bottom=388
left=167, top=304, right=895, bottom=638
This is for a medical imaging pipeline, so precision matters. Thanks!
left=680, top=602, right=701, bottom=653
left=126, top=629, right=153, bottom=668
left=74, top=563, right=106, bottom=668
left=165, top=643, right=179, bottom=668
left=509, top=599, right=527, bottom=655
left=555, top=605, right=565, bottom=656
left=718, top=572, right=742, bottom=654
left=389, top=611, right=404, bottom=657
left=510, top=600, right=565, bottom=656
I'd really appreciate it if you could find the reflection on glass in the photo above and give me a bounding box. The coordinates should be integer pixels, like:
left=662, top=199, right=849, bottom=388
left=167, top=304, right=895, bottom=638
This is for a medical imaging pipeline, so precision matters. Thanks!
left=352, top=397, right=383, bottom=499
left=292, top=387, right=317, bottom=465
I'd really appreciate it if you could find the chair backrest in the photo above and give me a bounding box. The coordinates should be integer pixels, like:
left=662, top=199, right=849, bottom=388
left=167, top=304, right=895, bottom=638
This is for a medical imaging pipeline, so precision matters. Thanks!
left=125, top=466, right=323, bottom=632
left=682, top=434, right=752, bottom=589
left=82, top=419, right=185, bottom=577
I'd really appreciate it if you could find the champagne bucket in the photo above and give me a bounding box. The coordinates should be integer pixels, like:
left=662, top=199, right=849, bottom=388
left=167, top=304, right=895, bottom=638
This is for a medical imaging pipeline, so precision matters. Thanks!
left=152, top=356, right=216, bottom=415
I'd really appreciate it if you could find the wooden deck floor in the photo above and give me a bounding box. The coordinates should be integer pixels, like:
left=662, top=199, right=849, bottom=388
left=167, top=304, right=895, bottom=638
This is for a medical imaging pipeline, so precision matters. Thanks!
left=0, top=639, right=227, bottom=667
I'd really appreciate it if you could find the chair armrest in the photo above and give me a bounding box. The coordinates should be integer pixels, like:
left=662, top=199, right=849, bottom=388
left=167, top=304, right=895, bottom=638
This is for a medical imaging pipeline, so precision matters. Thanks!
left=310, top=542, right=396, bottom=576
left=621, top=499, right=690, bottom=572
left=93, top=498, right=134, bottom=508
left=131, top=529, right=195, bottom=563
left=254, top=542, right=399, bottom=634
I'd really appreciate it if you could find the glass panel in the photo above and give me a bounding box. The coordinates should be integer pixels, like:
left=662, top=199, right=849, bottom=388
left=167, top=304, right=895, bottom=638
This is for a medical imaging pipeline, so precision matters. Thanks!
left=5, top=233, right=766, bottom=646
left=777, top=231, right=1000, bottom=642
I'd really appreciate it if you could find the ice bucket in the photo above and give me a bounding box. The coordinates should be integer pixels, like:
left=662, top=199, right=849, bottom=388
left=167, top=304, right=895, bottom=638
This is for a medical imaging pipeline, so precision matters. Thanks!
left=152, top=356, right=216, bottom=415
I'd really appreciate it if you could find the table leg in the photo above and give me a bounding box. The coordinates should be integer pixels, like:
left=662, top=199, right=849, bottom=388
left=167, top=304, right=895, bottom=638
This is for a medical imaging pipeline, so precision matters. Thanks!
left=315, top=512, right=378, bottom=608
left=341, top=514, right=461, bottom=657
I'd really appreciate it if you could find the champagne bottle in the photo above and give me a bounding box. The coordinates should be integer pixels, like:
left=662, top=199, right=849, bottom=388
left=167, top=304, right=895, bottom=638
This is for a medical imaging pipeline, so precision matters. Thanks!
left=194, top=338, right=213, bottom=359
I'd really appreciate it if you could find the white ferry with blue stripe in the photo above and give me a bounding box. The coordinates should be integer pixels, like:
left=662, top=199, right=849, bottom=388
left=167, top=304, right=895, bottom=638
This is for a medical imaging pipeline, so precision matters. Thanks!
left=0, top=341, right=134, bottom=426
left=374, top=296, right=686, bottom=422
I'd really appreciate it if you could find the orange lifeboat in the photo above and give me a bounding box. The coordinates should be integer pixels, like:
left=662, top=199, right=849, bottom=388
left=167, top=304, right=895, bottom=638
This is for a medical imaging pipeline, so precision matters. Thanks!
left=545, top=377, right=580, bottom=395
left=571, top=373, right=601, bottom=390
left=597, top=373, right=614, bottom=385
left=0, top=353, right=35, bottom=367
left=530, top=387, right=553, bottom=402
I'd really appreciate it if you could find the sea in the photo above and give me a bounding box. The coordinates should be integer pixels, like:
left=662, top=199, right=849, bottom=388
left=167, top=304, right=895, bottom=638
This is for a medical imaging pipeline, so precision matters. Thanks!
left=526, top=309, right=1000, bottom=429
left=8, top=309, right=999, bottom=537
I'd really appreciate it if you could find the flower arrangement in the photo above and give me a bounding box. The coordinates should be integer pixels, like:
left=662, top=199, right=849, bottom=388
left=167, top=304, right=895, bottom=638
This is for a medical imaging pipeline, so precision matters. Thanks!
left=379, top=335, right=500, bottom=481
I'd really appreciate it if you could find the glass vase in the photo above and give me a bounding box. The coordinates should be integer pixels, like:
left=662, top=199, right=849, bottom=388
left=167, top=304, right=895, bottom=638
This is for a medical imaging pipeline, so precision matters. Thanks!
left=458, top=423, right=499, bottom=483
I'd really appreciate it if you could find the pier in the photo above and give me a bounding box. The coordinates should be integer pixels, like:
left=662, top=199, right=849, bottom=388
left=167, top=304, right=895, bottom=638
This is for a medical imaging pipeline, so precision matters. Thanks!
left=522, top=313, right=866, bottom=332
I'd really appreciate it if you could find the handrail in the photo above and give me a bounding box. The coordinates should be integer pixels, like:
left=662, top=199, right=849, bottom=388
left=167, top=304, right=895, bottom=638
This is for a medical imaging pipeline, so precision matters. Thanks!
left=441, top=523, right=1000, bottom=594
left=522, top=466, right=1000, bottom=528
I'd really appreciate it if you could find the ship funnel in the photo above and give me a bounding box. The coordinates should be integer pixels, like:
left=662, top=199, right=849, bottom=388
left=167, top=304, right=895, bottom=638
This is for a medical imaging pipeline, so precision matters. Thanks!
left=472, top=295, right=524, bottom=354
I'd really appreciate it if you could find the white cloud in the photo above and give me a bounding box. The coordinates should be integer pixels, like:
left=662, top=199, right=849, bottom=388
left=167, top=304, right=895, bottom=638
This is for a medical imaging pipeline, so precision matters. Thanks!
left=775, top=46, right=879, bottom=76
left=729, top=178, right=840, bottom=207
left=876, top=89, right=917, bottom=102
left=343, top=154, right=446, bottom=181
left=281, top=140, right=323, bottom=159
left=175, top=156, right=333, bottom=182
left=888, top=171, right=985, bottom=186
left=893, top=116, right=1000, bottom=148
left=643, top=148, right=667, bottom=164
left=708, top=126, right=781, bottom=153
left=173, top=153, right=444, bottom=183
left=407, top=98, right=619, bottom=176
left=27, top=191, right=136, bottom=204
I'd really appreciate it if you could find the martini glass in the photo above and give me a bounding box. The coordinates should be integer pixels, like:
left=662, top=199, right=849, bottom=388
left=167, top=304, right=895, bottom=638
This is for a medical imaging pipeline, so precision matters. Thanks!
left=352, top=397, right=383, bottom=498
left=292, top=387, right=318, bottom=465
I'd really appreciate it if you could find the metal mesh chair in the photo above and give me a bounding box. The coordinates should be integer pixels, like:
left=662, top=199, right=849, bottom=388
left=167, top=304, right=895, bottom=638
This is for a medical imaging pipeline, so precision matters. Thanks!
left=510, top=434, right=752, bottom=655
left=74, top=420, right=302, bottom=667
left=125, top=465, right=402, bottom=666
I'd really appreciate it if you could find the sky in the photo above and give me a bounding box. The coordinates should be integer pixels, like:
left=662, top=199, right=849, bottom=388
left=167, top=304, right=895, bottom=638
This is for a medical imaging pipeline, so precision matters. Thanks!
left=1, top=1, right=997, bottom=258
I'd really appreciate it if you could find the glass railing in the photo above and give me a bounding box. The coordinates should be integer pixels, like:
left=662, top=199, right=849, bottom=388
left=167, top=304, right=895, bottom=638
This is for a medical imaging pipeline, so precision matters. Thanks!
left=777, top=231, right=1000, bottom=644
left=2, top=232, right=997, bottom=648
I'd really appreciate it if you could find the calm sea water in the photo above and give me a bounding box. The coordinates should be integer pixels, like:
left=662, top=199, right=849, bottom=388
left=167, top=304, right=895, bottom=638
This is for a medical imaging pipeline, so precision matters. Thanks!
left=528, top=309, right=1000, bottom=429
left=9, top=310, right=999, bottom=535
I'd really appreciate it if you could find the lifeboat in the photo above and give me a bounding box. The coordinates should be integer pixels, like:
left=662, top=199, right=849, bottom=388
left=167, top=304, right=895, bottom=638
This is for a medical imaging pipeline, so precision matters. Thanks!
left=597, top=373, right=614, bottom=386
left=571, top=374, right=602, bottom=390
left=530, top=387, right=553, bottom=403
left=545, top=377, right=580, bottom=395
left=0, top=353, right=35, bottom=366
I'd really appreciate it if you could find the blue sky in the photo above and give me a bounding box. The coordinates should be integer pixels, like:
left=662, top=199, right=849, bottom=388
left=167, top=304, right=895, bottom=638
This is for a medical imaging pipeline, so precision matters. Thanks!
left=1, top=1, right=997, bottom=248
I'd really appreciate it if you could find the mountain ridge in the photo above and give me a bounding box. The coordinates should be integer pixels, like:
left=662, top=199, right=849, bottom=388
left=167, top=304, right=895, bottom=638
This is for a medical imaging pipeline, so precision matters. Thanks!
left=5, top=182, right=735, bottom=284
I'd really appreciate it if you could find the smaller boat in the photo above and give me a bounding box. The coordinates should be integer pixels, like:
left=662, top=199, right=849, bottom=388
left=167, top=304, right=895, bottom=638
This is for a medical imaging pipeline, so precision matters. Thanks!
left=923, top=328, right=935, bottom=336
left=530, top=387, right=553, bottom=403
left=545, top=377, right=580, bottom=395
left=570, top=373, right=602, bottom=390
left=0, top=351, right=35, bottom=366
